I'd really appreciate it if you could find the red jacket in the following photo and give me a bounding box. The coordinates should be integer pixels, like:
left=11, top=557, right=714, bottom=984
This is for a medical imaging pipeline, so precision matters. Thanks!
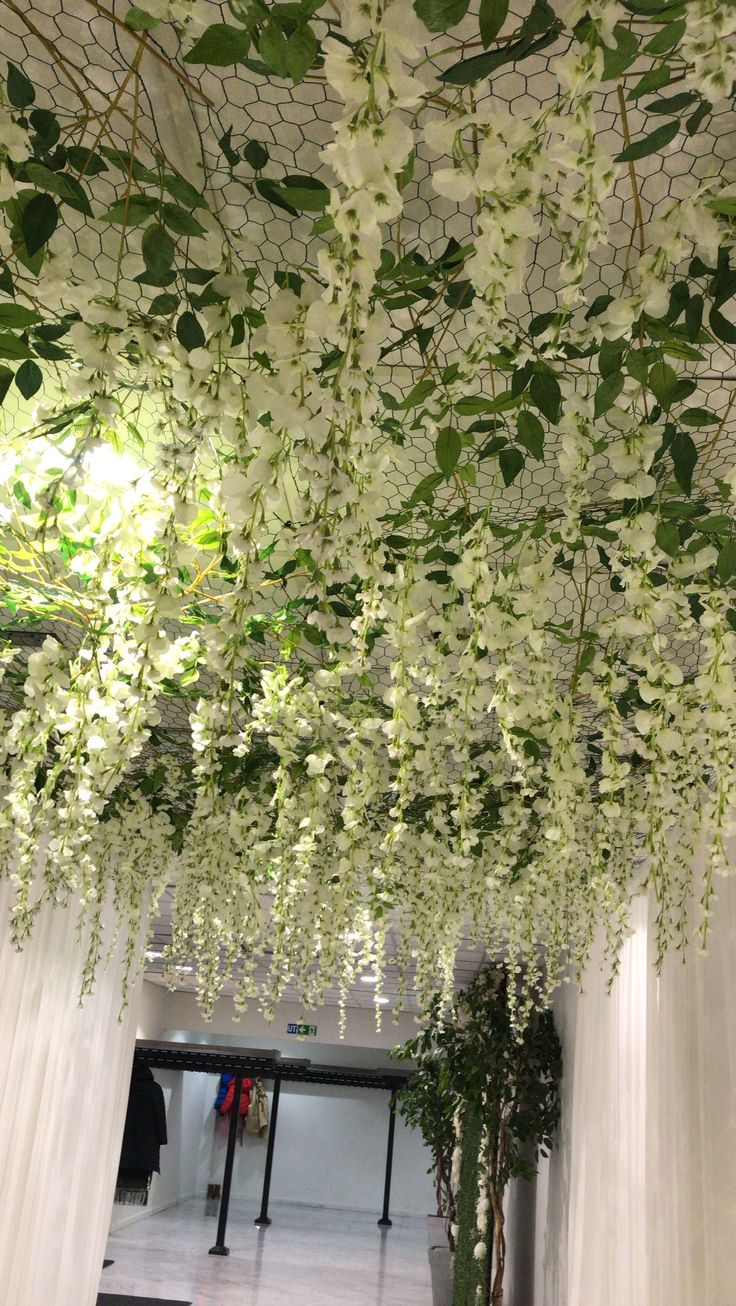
left=220, top=1077, right=252, bottom=1118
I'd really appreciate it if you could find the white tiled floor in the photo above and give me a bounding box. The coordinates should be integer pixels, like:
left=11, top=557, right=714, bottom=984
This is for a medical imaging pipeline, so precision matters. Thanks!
left=102, top=1199, right=432, bottom=1306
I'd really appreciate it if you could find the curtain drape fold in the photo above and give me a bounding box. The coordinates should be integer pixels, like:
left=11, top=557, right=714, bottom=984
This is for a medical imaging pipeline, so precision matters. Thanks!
left=534, top=876, right=736, bottom=1306
left=0, top=884, right=140, bottom=1306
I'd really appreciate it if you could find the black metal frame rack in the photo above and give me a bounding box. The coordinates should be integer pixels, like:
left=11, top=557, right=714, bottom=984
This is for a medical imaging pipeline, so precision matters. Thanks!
left=133, top=1040, right=411, bottom=1255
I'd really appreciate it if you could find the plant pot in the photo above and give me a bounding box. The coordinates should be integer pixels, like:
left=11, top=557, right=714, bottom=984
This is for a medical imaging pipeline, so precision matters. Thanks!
left=427, top=1214, right=451, bottom=1249
left=428, top=1245, right=454, bottom=1306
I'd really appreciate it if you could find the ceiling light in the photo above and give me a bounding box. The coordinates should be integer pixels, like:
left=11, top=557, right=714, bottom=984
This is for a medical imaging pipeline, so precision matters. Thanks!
left=145, top=950, right=163, bottom=960
left=177, top=965, right=194, bottom=973
left=360, top=974, right=378, bottom=984
left=374, top=996, right=390, bottom=1006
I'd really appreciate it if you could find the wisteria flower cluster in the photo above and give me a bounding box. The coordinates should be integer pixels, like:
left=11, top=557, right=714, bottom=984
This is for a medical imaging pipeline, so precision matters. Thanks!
left=0, top=0, right=735, bottom=1022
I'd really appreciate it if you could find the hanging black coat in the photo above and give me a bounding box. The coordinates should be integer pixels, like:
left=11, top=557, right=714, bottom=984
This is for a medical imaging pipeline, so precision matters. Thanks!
left=119, top=1064, right=168, bottom=1174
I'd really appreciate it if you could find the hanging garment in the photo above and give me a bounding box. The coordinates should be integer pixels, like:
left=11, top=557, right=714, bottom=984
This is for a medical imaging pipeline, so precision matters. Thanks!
left=214, top=1073, right=232, bottom=1113
left=114, top=1064, right=167, bottom=1204
left=245, top=1079, right=269, bottom=1137
left=218, top=1075, right=253, bottom=1119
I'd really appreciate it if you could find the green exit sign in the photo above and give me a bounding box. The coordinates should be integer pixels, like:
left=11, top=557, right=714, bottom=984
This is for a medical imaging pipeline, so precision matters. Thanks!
left=287, top=1022, right=317, bottom=1037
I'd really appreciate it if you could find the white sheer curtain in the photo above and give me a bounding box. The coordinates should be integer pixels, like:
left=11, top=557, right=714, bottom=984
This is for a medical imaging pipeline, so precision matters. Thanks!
left=0, top=884, right=140, bottom=1306
left=534, top=875, right=736, bottom=1306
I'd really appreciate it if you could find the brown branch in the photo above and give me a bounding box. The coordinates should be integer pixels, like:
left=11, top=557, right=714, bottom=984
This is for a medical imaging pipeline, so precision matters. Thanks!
left=616, top=83, right=646, bottom=285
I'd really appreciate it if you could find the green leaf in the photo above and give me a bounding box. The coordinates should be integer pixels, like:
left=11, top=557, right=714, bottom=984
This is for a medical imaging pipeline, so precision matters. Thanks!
left=29, top=108, right=60, bottom=151
left=529, top=371, right=561, bottom=423
left=66, top=145, right=108, bottom=176
left=0, top=334, right=33, bottom=360
left=648, top=360, right=679, bottom=407
left=244, top=139, right=269, bottom=171
left=516, top=410, right=544, bottom=460
left=406, top=471, right=444, bottom=507
left=161, top=203, right=206, bottom=237
left=277, top=175, right=330, bottom=211
left=124, top=5, right=160, bottom=30
left=655, top=521, right=679, bottom=557
left=259, top=23, right=290, bottom=77
left=645, top=91, right=698, bottom=115
left=184, top=23, right=251, bottom=65
left=499, top=447, right=525, bottom=486
left=671, top=430, right=697, bottom=495
left=679, top=407, right=719, bottom=427
left=176, top=310, right=206, bottom=351
left=709, top=307, right=736, bottom=345
left=414, top=0, right=469, bottom=31
left=615, top=119, right=679, bottom=163
left=285, top=25, right=318, bottom=82
left=0, top=367, right=13, bottom=405
left=709, top=198, right=736, bottom=219
left=594, top=372, right=624, bottom=420
left=162, top=174, right=207, bottom=210
left=7, top=62, right=35, bottom=109
left=148, top=292, right=180, bottom=316
left=22, top=163, right=93, bottom=216
left=717, top=538, right=736, bottom=583
left=21, top=193, right=58, bottom=256
left=12, top=479, right=32, bottom=509
left=0, top=304, right=41, bottom=328
left=479, top=0, right=508, bottom=45
left=644, top=18, right=685, bottom=54
left=141, top=223, right=175, bottom=279
left=602, top=25, right=638, bottom=79
left=14, top=358, right=43, bottom=399
left=627, top=64, right=671, bottom=100
left=626, top=349, right=649, bottom=383
left=686, top=101, right=711, bottom=137
left=439, top=20, right=560, bottom=84
left=102, top=195, right=159, bottom=225
left=436, top=427, right=461, bottom=478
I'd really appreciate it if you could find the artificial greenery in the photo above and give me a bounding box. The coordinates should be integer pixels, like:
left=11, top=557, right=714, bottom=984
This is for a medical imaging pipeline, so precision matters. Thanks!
left=0, top=2, right=735, bottom=1021
left=394, top=966, right=562, bottom=1304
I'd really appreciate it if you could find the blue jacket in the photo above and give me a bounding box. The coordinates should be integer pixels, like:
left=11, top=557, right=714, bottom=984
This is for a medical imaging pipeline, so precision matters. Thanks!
left=214, top=1074, right=233, bottom=1112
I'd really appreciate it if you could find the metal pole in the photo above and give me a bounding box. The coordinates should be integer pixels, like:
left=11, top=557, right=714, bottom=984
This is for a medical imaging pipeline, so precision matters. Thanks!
left=254, top=1074, right=281, bottom=1227
left=377, top=1091, right=396, bottom=1228
left=209, top=1071, right=243, bottom=1256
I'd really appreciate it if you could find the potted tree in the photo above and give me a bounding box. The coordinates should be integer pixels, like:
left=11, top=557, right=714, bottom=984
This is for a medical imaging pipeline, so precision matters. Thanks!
left=394, top=966, right=561, bottom=1306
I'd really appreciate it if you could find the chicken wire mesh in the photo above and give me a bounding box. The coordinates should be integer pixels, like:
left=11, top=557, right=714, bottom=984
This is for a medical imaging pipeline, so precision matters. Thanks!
left=1, top=1, right=735, bottom=1003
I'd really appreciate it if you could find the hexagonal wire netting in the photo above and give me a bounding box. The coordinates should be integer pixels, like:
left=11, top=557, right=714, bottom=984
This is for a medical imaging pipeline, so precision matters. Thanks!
left=1, top=1, right=735, bottom=1004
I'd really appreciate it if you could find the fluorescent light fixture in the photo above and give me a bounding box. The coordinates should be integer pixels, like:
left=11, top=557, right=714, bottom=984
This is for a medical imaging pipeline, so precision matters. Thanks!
left=145, top=950, right=163, bottom=960
left=374, top=996, right=390, bottom=1006
left=360, top=974, right=378, bottom=984
left=177, top=965, right=194, bottom=974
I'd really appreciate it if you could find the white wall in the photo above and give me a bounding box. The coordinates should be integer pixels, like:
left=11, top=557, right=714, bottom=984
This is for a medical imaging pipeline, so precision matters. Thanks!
left=198, top=1076, right=434, bottom=1217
